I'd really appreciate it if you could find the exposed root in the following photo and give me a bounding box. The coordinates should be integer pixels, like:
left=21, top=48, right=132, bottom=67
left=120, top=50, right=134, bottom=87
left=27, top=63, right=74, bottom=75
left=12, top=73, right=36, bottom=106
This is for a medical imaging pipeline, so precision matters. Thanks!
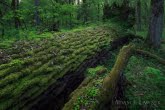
left=134, top=49, right=165, bottom=65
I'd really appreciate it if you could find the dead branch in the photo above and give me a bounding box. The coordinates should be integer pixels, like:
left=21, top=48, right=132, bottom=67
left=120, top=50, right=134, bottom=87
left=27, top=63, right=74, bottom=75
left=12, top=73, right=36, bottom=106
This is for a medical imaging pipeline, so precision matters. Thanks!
left=134, top=49, right=165, bottom=65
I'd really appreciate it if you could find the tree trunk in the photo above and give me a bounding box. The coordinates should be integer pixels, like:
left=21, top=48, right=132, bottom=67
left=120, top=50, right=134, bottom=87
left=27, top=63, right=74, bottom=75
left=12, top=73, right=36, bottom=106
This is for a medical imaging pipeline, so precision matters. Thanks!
left=136, top=0, right=141, bottom=31
left=146, top=0, right=164, bottom=48
left=97, top=4, right=100, bottom=21
left=103, top=4, right=110, bottom=20
left=11, top=0, right=20, bottom=29
left=82, top=0, right=88, bottom=23
left=34, top=0, right=40, bottom=26
left=144, top=1, right=149, bottom=28
left=77, top=0, right=80, bottom=5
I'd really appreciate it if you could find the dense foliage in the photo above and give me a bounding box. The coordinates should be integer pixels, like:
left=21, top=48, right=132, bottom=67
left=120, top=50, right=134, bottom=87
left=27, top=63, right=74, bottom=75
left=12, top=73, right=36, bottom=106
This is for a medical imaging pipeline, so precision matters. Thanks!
left=0, top=0, right=164, bottom=38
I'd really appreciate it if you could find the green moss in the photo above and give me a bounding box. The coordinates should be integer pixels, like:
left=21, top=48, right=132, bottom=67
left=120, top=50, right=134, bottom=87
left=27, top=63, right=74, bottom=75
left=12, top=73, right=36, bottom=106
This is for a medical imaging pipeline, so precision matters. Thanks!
left=0, top=68, right=11, bottom=78
left=0, top=85, right=15, bottom=99
left=12, top=77, right=40, bottom=97
left=0, top=73, right=21, bottom=88
left=73, top=87, right=100, bottom=110
left=125, top=55, right=165, bottom=110
left=0, top=59, right=24, bottom=71
left=0, top=25, right=122, bottom=110
left=144, top=67, right=162, bottom=76
left=87, top=66, right=107, bottom=77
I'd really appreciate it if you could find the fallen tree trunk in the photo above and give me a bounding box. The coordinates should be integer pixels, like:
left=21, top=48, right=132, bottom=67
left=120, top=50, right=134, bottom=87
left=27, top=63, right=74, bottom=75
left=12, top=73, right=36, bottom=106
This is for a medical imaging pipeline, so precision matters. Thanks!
left=98, top=44, right=134, bottom=109
left=134, top=49, right=165, bottom=65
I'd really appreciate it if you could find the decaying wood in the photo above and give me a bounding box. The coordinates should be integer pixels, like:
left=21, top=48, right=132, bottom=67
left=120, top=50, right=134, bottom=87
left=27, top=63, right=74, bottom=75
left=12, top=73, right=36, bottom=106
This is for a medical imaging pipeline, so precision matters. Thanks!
left=134, top=49, right=165, bottom=65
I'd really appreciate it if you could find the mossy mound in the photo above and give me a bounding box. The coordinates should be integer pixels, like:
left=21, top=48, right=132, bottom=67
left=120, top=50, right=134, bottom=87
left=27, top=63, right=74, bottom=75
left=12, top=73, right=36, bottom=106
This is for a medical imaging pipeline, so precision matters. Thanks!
left=0, top=25, right=123, bottom=110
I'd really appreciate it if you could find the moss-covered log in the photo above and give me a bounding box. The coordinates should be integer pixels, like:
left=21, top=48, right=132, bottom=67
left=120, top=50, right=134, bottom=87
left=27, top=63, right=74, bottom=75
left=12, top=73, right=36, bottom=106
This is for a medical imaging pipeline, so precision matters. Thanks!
left=134, top=49, right=165, bottom=65
left=0, top=24, right=130, bottom=110
left=0, top=22, right=141, bottom=110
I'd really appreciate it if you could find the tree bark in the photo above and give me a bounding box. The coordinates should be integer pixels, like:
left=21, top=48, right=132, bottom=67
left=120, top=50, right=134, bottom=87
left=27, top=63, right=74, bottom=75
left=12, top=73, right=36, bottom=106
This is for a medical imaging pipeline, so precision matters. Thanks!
left=136, top=0, right=141, bottom=31
left=146, top=0, right=164, bottom=48
left=34, top=0, right=40, bottom=26
left=144, top=1, right=149, bottom=28
left=103, top=4, right=110, bottom=20
left=77, top=0, right=80, bottom=5
left=82, top=0, right=88, bottom=23
left=11, top=0, right=20, bottom=29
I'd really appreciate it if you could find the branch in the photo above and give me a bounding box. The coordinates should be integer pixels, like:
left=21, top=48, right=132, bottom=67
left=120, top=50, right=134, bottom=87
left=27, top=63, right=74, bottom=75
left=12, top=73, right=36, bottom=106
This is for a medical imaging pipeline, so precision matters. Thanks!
left=100, top=44, right=134, bottom=106
left=134, top=49, right=165, bottom=65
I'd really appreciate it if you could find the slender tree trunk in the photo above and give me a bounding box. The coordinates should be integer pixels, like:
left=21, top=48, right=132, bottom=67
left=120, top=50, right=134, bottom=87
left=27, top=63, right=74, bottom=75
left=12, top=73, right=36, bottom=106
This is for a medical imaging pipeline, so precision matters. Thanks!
left=146, top=0, right=164, bottom=48
left=97, top=4, right=100, bottom=21
left=0, top=9, right=4, bottom=37
left=136, top=0, right=141, bottom=31
left=77, top=0, right=80, bottom=5
left=103, top=4, right=110, bottom=21
left=144, top=1, right=149, bottom=28
left=34, top=0, right=40, bottom=26
left=11, top=0, right=20, bottom=29
left=83, top=0, right=87, bottom=23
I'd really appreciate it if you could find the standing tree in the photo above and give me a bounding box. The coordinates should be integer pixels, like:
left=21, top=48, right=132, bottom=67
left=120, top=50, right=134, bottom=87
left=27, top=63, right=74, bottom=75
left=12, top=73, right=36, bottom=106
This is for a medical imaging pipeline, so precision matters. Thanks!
left=34, top=0, right=40, bottom=26
left=11, top=0, right=20, bottom=28
left=135, top=0, right=141, bottom=31
left=147, top=0, right=164, bottom=48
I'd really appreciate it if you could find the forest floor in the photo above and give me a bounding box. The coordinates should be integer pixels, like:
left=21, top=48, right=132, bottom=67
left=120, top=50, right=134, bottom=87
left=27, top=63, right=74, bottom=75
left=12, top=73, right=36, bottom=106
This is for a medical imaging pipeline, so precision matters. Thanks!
left=123, top=44, right=165, bottom=109
left=0, top=23, right=165, bottom=110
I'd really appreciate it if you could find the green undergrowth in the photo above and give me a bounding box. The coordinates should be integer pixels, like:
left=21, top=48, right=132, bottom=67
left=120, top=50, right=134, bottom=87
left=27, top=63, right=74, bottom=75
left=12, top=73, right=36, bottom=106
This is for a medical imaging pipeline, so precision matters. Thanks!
left=124, top=55, right=165, bottom=110
left=136, top=28, right=165, bottom=40
left=0, top=24, right=124, bottom=110
left=63, top=50, right=118, bottom=110
left=0, top=31, right=53, bottom=49
left=72, top=77, right=103, bottom=110
left=0, top=21, right=127, bottom=49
